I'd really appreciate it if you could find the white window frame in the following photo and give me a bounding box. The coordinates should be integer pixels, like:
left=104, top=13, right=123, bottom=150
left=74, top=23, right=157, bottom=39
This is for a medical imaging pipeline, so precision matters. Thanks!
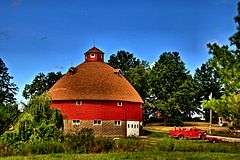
left=114, top=120, right=121, bottom=126
left=72, top=120, right=80, bottom=126
left=117, top=101, right=123, bottom=106
left=90, top=53, right=95, bottom=58
left=93, top=120, right=102, bottom=125
left=76, top=100, right=82, bottom=105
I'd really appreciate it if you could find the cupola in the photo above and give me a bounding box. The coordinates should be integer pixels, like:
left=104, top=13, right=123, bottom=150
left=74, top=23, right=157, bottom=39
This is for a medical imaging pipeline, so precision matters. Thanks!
left=84, top=47, right=104, bottom=62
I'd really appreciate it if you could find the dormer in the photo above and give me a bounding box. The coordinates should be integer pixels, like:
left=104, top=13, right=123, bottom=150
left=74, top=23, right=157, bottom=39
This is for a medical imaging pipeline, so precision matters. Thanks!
left=85, top=47, right=104, bottom=62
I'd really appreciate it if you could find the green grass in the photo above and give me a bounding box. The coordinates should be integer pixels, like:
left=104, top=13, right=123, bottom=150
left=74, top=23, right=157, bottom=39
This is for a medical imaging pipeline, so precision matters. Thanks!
left=1, top=152, right=240, bottom=160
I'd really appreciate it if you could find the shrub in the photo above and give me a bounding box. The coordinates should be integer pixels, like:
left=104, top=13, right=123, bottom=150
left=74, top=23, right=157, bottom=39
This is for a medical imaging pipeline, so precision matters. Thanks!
left=152, top=138, right=240, bottom=153
left=19, top=141, right=65, bottom=155
left=64, top=128, right=95, bottom=153
left=91, top=138, right=115, bottom=153
left=115, top=137, right=144, bottom=152
left=0, top=144, right=16, bottom=156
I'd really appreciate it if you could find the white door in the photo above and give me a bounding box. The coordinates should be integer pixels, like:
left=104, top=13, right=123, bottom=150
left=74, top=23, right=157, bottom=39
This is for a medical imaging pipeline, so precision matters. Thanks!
left=127, top=121, right=139, bottom=136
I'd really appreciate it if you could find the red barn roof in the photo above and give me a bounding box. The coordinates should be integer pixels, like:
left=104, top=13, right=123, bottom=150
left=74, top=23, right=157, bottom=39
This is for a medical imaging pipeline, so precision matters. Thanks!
left=48, top=47, right=143, bottom=103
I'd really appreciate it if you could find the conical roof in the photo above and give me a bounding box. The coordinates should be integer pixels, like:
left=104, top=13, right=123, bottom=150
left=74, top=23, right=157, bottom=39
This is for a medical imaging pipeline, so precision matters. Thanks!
left=48, top=61, right=143, bottom=103
left=84, top=47, right=104, bottom=55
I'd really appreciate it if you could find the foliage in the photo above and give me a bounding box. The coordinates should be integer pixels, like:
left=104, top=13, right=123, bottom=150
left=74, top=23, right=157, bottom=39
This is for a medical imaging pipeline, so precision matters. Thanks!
left=22, top=72, right=62, bottom=99
left=127, top=64, right=150, bottom=99
left=108, top=50, right=150, bottom=99
left=149, top=52, right=198, bottom=124
left=203, top=2, right=240, bottom=126
left=1, top=94, right=63, bottom=145
left=0, top=144, right=15, bottom=157
left=204, top=94, right=240, bottom=126
left=0, top=104, right=19, bottom=135
left=107, top=50, right=146, bottom=75
left=0, top=58, right=19, bottom=134
left=64, top=128, right=95, bottom=153
left=0, top=58, right=18, bottom=104
left=114, top=138, right=144, bottom=152
left=194, top=61, right=223, bottom=121
left=91, top=138, right=115, bottom=153
left=19, top=141, right=65, bottom=155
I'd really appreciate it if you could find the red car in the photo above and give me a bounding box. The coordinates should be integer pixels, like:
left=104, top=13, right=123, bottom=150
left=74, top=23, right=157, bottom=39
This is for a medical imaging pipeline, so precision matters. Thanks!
left=169, top=127, right=206, bottom=140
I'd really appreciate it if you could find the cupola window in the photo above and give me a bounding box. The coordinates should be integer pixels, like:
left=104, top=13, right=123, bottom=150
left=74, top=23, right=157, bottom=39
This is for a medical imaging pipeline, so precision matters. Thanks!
left=76, top=100, right=82, bottom=105
left=117, top=101, right=123, bottom=106
left=90, top=53, right=95, bottom=58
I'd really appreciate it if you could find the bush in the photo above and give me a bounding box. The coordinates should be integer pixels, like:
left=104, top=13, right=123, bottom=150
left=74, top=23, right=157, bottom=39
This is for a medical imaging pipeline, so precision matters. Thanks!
left=91, top=138, right=115, bottom=153
left=152, top=138, right=240, bottom=153
left=0, top=144, right=15, bottom=156
left=115, top=137, right=144, bottom=152
left=64, top=128, right=95, bottom=153
left=19, top=141, right=65, bottom=155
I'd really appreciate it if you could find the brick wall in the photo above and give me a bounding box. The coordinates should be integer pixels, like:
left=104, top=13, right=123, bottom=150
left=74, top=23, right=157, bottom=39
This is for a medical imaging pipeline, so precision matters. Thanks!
left=64, top=120, right=127, bottom=137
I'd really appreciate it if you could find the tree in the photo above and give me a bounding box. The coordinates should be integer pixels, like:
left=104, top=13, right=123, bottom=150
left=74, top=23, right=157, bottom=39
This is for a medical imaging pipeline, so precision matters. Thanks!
left=108, top=50, right=150, bottom=99
left=1, top=93, right=63, bottom=144
left=194, top=62, right=223, bottom=121
left=0, top=58, right=18, bottom=134
left=149, top=52, right=198, bottom=124
left=0, top=104, right=19, bottom=134
left=23, top=72, right=62, bottom=99
left=0, top=58, right=18, bottom=104
left=203, top=2, right=240, bottom=127
left=126, top=64, right=150, bottom=99
left=108, top=50, right=145, bottom=75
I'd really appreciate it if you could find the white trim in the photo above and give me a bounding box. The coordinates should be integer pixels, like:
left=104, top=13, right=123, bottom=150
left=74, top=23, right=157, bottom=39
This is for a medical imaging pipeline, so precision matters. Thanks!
left=90, top=53, right=95, bottom=58
left=117, top=101, right=123, bottom=106
left=72, top=120, right=80, bottom=125
left=93, top=120, right=102, bottom=125
left=114, top=120, right=121, bottom=126
left=76, top=100, right=82, bottom=105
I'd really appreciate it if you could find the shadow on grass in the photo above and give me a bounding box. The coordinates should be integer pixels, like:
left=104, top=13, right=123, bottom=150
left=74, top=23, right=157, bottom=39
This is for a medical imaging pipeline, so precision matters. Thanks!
left=142, top=129, right=168, bottom=138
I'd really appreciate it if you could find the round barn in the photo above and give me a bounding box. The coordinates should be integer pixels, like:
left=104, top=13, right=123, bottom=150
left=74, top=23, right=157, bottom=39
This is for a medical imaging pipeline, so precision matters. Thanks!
left=48, top=47, right=143, bottom=137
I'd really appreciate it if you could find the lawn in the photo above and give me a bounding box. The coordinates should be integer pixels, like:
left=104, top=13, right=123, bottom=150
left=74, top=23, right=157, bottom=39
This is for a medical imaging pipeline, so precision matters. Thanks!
left=1, top=152, right=240, bottom=160
left=144, top=122, right=228, bottom=133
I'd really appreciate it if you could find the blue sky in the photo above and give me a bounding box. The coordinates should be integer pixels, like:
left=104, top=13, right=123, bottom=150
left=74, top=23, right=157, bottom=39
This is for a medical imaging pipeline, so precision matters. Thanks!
left=0, top=0, right=237, bottom=102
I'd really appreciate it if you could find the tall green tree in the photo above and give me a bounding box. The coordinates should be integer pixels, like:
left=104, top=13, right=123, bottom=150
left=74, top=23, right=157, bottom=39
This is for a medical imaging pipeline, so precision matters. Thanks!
left=150, top=52, right=197, bottom=124
left=23, top=72, right=62, bottom=99
left=108, top=50, right=146, bottom=75
left=108, top=50, right=150, bottom=99
left=0, top=58, right=18, bottom=104
left=204, top=2, right=240, bottom=127
left=0, top=58, right=18, bottom=134
left=194, top=62, right=223, bottom=121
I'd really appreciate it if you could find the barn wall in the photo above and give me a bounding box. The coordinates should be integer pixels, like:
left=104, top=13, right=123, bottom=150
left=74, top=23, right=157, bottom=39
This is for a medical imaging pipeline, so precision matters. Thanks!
left=63, top=120, right=126, bottom=137
left=51, top=100, right=143, bottom=121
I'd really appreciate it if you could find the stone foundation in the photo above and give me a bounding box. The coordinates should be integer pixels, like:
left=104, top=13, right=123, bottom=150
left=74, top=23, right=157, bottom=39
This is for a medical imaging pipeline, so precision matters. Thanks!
left=63, top=120, right=126, bottom=137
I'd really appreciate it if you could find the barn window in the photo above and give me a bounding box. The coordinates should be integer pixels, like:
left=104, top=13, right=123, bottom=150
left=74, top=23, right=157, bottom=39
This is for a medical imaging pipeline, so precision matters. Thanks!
left=93, top=120, right=102, bottom=125
left=117, top=101, right=123, bottom=106
left=90, top=53, right=95, bottom=58
left=76, top=100, right=82, bottom=105
left=114, top=120, right=121, bottom=126
left=72, top=120, right=80, bottom=125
